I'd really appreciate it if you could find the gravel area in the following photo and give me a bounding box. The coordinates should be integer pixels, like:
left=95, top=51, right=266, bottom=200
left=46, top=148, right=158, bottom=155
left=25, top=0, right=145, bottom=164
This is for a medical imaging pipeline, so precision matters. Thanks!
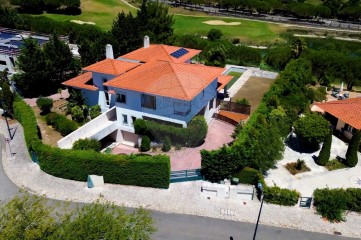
left=265, top=136, right=361, bottom=197
left=1, top=120, right=361, bottom=238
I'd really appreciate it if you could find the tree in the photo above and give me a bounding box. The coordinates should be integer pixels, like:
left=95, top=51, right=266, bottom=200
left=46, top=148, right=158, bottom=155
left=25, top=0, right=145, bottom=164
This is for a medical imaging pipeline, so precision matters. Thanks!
left=207, top=28, right=223, bottom=41
left=291, top=37, right=307, bottom=58
left=73, top=138, right=101, bottom=151
left=13, top=38, right=48, bottom=97
left=137, top=0, right=174, bottom=43
left=89, top=105, right=101, bottom=119
left=265, top=45, right=294, bottom=70
left=71, top=105, right=85, bottom=123
left=205, top=44, right=226, bottom=67
left=110, top=11, right=142, bottom=56
left=36, top=97, right=53, bottom=114
left=43, top=34, right=80, bottom=93
left=0, top=193, right=156, bottom=239
left=294, top=113, right=330, bottom=151
left=0, top=81, right=14, bottom=117
left=317, top=130, right=332, bottom=165
left=201, top=145, right=242, bottom=182
left=140, top=135, right=151, bottom=152
left=345, top=130, right=361, bottom=167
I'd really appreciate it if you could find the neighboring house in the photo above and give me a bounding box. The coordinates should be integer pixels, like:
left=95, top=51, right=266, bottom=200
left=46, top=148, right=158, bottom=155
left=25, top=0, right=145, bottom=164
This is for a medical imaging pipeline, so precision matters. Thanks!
left=60, top=37, right=234, bottom=148
left=313, top=98, right=361, bottom=139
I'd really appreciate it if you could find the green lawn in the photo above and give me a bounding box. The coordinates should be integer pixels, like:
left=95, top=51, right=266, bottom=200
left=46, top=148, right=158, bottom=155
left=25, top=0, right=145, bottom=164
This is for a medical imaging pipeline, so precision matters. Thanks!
left=226, top=71, right=243, bottom=88
left=35, top=0, right=137, bottom=30
left=173, top=15, right=287, bottom=44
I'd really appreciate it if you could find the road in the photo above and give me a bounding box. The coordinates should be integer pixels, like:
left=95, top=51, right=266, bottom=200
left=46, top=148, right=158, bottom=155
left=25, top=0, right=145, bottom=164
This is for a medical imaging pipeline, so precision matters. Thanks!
left=0, top=138, right=357, bottom=240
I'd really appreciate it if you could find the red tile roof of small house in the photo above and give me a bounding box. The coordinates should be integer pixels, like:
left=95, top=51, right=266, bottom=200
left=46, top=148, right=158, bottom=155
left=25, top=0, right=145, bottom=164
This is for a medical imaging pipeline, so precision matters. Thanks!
left=62, top=72, right=98, bottom=91
left=104, top=60, right=224, bottom=101
left=217, top=75, right=233, bottom=91
left=315, top=97, right=361, bottom=130
left=120, top=44, right=201, bottom=63
left=83, top=59, right=140, bottom=76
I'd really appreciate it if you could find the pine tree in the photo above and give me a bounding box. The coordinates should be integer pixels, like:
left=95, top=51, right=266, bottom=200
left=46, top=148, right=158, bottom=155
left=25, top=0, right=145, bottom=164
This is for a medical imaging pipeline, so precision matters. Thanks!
left=137, top=0, right=174, bottom=43
left=345, top=130, right=361, bottom=167
left=43, top=34, right=80, bottom=93
left=110, top=11, right=142, bottom=56
left=317, top=131, right=332, bottom=166
left=13, top=38, right=47, bottom=97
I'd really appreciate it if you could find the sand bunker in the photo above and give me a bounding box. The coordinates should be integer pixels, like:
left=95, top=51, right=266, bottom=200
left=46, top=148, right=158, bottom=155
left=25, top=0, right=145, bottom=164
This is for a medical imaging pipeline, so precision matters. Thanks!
left=71, top=20, right=96, bottom=25
left=203, top=20, right=241, bottom=26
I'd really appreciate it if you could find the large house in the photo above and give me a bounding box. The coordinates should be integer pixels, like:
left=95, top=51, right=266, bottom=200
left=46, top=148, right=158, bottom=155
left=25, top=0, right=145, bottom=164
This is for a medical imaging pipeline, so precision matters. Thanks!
left=60, top=37, right=233, bottom=148
left=313, top=97, right=361, bottom=139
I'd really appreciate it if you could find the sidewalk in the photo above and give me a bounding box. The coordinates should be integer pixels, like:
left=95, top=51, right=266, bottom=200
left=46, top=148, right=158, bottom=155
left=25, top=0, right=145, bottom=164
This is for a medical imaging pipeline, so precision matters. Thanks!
left=1, top=120, right=361, bottom=238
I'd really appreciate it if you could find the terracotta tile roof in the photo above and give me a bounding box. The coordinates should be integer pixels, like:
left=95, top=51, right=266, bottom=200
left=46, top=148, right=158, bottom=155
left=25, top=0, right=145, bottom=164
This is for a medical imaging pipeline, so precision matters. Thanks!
left=62, top=72, right=98, bottom=91
left=120, top=44, right=201, bottom=63
left=217, top=75, right=233, bottom=91
left=315, top=97, right=361, bottom=130
left=83, top=59, right=140, bottom=76
left=104, top=61, right=224, bottom=100
left=218, top=110, right=249, bottom=122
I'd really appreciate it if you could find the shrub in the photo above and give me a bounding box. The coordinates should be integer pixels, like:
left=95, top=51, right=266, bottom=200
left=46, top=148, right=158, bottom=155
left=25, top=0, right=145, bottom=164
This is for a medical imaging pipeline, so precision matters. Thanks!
left=324, top=158, right=347, bottom=171
left=162, top=137, right=171, bottom=152
left=317, top=131, right=332, bottom=166
left=71, top=105, right=85, bottom=123
left=207, top=28, right=222, bottom=41
left=345, top=130, right=360, bottom=167
left=294, top=113, right=330, bottom=150
left=89, top=105, right=101, bottom=119
left=313, top=188, right=348, bottom=222
left=236, top=98, right=249, bottom=105
left=45, top=112, right=78, bottom=136
left=140, top=136, right=150, bottom=152
left=134, top=116, right=208, bottom=147
left=201, top=146, right=245, bottom=183
left=36, top=97, right=53, bottom=113
left=72, top=138, right=101, bottom=151
left=233, top=167, right=263, bottom=185
left=13, top=96, right=171, bottom=189
left=263, top=186, right=299, bottom=206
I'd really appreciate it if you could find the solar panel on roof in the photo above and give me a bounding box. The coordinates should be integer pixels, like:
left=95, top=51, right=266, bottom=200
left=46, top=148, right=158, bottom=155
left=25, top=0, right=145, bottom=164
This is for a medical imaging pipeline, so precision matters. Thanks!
left=170, top=47, right=189, bottom=58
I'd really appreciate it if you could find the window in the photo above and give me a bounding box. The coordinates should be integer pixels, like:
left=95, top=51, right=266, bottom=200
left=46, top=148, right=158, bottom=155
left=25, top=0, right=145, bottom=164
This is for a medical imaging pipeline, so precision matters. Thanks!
left=116, top=93, right=126, bottom=103
left=345, top=124, right=356, bottom=134
left=141, top=94, right=156, bottom=110
left=0, top=60, right=6, bottom=65
left=122, top=114, right=128, bottom=124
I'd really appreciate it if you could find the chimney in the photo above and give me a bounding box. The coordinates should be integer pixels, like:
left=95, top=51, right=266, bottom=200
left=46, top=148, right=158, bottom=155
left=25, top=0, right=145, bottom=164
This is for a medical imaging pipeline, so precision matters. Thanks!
left=105, top=44, right=114, bottom=59
left=144, top=36, right=150, bottom=48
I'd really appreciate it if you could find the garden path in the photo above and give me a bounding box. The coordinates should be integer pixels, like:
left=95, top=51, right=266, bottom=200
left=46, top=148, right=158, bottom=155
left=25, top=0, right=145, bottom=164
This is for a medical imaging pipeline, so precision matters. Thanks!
left=265, top=136, right=361, bottom=196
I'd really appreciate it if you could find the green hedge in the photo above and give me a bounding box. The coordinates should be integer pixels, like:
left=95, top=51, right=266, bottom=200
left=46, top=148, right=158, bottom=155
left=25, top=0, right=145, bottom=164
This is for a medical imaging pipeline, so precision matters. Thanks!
left=72, top=138, right=101, bottom=151
left=13, top=96, right=170, bottom=188
left=233, top=167, right=264, bottom=186
left=134, top=116, right=207, bottom=147
left=313, top=188, right=361, bottom=222
left=45, top=112, right=78, bottom=136
left=263, top=186, right=300, bottom=206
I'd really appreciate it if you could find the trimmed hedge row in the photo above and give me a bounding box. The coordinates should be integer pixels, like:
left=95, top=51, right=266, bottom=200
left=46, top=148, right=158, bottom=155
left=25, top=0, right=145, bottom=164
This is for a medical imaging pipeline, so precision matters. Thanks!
left=13, top=96, right=170, bottom=188
left=313, top=188, right=361, bottom=222
left=134, top=116, right=208, bottom=147
left=45, top=112, right=78, bottom=136
left=233, top=167, right=299, bottom=206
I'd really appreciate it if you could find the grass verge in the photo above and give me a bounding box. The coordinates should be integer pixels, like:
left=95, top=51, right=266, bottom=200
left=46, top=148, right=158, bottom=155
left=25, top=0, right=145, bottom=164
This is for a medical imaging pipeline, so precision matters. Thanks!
left=325, top=159, right=348, bottom=171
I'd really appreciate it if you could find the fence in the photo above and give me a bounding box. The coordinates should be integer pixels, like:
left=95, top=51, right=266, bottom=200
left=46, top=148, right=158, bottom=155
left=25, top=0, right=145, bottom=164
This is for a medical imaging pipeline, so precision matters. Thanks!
left=217, top=100, right=251, bottom=115
left=213, top=113, right=239, bottom=126
left=170, top=169, right=203, bottom=183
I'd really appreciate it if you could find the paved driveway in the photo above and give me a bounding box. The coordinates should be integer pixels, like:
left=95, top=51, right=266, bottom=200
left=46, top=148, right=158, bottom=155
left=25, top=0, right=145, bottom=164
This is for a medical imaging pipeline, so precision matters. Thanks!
left=112, top=119, right=234, bottom=171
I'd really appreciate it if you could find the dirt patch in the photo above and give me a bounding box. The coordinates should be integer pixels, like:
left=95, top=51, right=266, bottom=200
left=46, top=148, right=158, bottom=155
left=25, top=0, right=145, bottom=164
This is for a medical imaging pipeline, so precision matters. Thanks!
left=203, top=20, right=241, bottom=26
left=71, top=20, right=96, bottom=25
left=33, top=106, right=63, bottom=147
left=233, top=76, right=275, bottom=114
